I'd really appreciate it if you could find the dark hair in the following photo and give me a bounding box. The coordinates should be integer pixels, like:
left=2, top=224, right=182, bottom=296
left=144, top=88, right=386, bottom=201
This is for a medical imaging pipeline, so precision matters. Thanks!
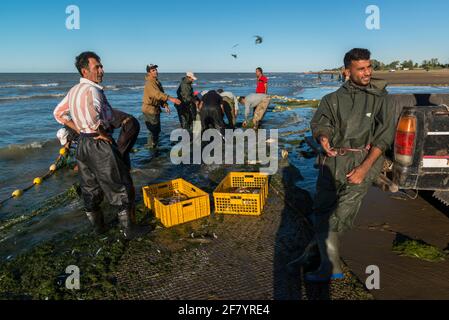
left=256, top=67, right=263, bottom=73
left=75, top=51, right=101, bottom=76
left=344, top=48, right=371, bottom=68
left=238, top=96, right=245, bottom=103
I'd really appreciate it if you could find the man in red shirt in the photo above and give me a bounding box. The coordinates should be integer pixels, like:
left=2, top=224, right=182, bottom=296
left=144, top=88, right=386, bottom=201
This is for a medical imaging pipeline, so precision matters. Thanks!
left=256, top=67, right=268, bottom=94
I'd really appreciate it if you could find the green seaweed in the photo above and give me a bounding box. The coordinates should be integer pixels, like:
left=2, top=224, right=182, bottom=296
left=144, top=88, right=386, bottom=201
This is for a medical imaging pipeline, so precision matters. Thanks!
left=0, top=228, right=128, bottom=300
left=393, top=234, right=447, bottom=262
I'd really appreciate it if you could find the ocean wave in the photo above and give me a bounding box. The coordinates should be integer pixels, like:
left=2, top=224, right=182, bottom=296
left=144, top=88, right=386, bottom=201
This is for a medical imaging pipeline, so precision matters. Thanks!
left=209, top=80, right=233, bottom=84
left=0, top=140, right=57, bottom=159
left=127, top=86, right=145, bottom=90
left=0, top=93, right=65, bottom=103
left=0, top=83, right=59, bottom=89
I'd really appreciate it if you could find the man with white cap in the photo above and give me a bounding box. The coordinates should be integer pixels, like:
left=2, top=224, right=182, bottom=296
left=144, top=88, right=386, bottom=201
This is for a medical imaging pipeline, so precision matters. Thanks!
left=175, top=72, right=198, bottom=131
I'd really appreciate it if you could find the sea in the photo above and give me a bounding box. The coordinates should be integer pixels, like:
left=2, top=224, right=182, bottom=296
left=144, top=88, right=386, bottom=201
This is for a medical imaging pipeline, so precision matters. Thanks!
left=0, top=72, right=448, bottom=259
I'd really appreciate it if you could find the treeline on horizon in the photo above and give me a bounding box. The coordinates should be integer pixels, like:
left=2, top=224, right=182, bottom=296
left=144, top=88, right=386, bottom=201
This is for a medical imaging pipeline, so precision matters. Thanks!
left=325, top=58, right=448, bottom=72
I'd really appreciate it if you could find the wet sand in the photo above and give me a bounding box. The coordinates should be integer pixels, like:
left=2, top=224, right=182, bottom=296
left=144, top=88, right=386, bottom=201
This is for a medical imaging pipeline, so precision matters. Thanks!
left=374, top=69, right=449, bottom=86
left=341, top=188, right=449, bottom=300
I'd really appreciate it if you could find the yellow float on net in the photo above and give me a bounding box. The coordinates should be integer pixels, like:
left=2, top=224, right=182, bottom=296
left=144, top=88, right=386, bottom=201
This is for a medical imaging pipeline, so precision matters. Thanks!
left=33, top=177, right=43, bottom=185
left=59, top=148, right=68, bottom=156
left=12, top=189, right=23, bottom=198
left=49, top=164, right=57, bottom=172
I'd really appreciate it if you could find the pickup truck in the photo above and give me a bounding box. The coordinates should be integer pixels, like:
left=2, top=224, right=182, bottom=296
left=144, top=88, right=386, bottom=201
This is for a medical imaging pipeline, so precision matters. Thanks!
left=380, top=93, right=449, bottom=205
left=305, top=93, right=449, bottom=205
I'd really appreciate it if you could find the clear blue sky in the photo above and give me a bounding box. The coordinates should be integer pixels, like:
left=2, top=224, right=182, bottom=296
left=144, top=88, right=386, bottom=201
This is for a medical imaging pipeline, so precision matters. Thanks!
left=0, top=0, right=448, bottom=72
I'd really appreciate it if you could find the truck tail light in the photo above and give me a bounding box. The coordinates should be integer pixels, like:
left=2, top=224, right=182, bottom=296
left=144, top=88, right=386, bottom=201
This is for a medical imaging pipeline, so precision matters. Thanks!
left=395, top=115, right=417, bottom=166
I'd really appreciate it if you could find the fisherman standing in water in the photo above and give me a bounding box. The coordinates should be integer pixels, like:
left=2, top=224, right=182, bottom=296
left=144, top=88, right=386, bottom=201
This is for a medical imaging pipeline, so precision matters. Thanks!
left=142, top=64, right=181, bottom=149
left=175, top=72, right=198, bottom=131
left=55, top=51, right=146, bottom=239
left=291, top=48, right=394, bottom=282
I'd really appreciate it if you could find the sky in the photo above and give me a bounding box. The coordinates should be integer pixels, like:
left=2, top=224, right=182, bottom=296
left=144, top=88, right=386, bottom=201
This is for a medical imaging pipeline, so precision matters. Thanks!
left=0, top=0, right=448, bottom=73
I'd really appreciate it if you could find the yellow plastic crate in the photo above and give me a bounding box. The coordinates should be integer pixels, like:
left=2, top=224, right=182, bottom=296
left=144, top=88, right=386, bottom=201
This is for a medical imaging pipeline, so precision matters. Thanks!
left=213, top=172, right=269, bottom=216
left=142, top=178, right=211, bottom=228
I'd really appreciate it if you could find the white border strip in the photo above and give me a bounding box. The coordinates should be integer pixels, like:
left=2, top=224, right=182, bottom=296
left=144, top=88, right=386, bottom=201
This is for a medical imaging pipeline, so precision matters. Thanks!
left=427, top=132, right=449, bottom=136
left=422, top=158, right=449, bottom=168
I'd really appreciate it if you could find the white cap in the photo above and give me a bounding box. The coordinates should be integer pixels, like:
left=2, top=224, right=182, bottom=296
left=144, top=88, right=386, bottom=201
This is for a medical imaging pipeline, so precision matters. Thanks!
left=186, top=72, right=197, bottom=81
left=57, top=128, right=69, bottom=145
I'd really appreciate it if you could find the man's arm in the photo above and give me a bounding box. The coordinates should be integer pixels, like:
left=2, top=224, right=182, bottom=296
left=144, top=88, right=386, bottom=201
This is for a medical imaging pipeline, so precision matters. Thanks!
left=372, top=97, right=395, bottom=154
left=148, top=81, right=180, bottom=111
left=54, top=95, right=80, bottom=134
left=310, top=96, right=334, bottom=143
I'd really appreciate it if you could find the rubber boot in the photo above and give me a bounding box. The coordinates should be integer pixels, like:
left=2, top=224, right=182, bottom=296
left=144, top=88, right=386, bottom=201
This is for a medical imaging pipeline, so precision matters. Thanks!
left=85, top=210, right=107, bottom=235
left=146, top=134, right=158, bottom=149
left=118, top=209, right=150, bottom=240
left=304, top=232, right=344, bottom=282
left=286, top=238, right=320, bottom=274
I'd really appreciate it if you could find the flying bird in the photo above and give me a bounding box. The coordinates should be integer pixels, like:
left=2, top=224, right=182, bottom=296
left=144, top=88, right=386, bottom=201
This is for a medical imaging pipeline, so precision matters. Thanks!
left=254, top=35, right=263, bottom=45
left=231, top=54, right=238, bottom=59
left=232, top=44, right=239, bottom=48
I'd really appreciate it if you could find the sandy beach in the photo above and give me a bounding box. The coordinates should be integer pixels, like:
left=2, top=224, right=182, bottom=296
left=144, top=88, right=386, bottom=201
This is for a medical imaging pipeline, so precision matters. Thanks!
left=373, top=69, right=449, bottom=86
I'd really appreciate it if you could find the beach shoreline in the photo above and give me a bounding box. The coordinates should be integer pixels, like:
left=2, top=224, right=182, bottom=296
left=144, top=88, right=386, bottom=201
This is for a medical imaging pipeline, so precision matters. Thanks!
left=374, top=69, right=449, bottom=86
left=310, top=69, right=449, bottom=86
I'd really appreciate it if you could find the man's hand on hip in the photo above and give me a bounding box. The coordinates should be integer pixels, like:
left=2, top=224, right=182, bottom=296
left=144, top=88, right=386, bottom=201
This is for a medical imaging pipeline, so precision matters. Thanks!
left=94, top=133, right=113, bottom=144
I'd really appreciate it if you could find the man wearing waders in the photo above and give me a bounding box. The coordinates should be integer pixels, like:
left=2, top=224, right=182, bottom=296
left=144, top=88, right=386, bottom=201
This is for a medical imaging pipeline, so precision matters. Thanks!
left=175, top=72, right=198, bottom=131
left=294, top=48, right=394, bottom=282
left=63, top=51, right=147, bottom=240
left=142, top=64, right=181, bottom=149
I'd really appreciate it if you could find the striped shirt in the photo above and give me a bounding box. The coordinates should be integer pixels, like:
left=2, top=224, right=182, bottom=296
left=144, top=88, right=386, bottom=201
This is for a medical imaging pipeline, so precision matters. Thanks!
left=53, top=78, right=113, bottom=134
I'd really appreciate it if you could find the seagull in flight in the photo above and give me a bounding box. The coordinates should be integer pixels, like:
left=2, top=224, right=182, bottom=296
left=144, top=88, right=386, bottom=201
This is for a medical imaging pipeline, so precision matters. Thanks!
left=254, top=35, right=263, bottom=45
left=231, top=54, right=238, bottom=59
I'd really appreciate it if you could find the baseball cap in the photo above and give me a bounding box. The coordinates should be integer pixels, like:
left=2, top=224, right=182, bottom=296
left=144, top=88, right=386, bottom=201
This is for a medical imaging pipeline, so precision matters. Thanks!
left=57, top=128, right=69, bottom=145
left=146, top=64, right=159, bottom=72
left=186, top=71, right=198, bottom=81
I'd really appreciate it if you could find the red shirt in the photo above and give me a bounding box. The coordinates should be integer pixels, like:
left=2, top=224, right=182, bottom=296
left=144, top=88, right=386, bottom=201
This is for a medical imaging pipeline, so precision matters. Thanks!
left=256, top=75, right=268, bottom=94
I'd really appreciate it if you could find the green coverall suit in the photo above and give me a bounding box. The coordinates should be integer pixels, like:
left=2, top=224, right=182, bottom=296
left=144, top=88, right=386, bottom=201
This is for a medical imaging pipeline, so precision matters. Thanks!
left=310, top=79, right=395, bottom=235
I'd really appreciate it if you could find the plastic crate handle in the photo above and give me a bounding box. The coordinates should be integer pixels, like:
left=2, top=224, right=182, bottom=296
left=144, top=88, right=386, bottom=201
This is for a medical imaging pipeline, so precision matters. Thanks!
left=158, top=184, right=169, bottom=189
left=182, top=202, right=193, bottom=208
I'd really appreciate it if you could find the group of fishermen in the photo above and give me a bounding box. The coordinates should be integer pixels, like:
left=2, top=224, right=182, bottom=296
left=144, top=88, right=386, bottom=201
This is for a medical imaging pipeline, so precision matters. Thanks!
left=53, top=47, right=394, bottom=283
left=53, top=52, right=271, bottom=240
left=143, top=65, right=271, bottom=147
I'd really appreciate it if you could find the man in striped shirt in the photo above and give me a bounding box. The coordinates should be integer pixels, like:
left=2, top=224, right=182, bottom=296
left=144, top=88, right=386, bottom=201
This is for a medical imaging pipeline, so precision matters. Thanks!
left=56, top=51, right=146, bottom=239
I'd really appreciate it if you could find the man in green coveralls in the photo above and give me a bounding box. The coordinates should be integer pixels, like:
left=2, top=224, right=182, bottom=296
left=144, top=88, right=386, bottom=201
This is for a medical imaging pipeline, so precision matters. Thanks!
left=302, top=48, right=395, bottom=282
